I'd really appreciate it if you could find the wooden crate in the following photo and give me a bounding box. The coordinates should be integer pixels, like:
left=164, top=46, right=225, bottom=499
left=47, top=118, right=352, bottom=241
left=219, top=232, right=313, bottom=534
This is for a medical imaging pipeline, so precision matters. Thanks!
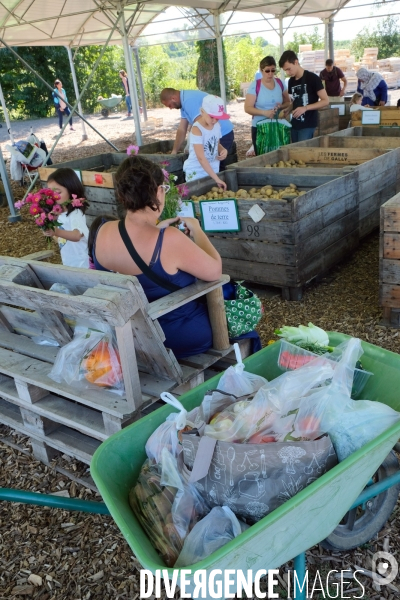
left=315, top=107, right=340, bottom=136
left=0, top=256, right=232, bottom=464
left=186, top=168, right=359, bottom=300
left=351, top=107, right=400, bottom=127
left=228, top=138, right=398, bottom=239
left=39, top=142, right=238, bottom=225
left=379, top=193, right=400, bottom=327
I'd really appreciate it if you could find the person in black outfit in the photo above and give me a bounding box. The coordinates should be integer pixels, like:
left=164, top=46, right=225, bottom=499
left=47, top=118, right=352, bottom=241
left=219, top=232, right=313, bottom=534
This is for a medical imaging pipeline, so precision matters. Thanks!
left=279, top=50, right=329, bottom=142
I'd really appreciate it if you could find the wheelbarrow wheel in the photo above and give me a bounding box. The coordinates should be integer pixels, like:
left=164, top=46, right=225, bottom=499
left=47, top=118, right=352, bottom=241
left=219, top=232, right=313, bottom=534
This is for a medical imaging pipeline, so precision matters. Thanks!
left=101, top=108, right=109, bottom=118
left=321, top=451, right=400, bottom=551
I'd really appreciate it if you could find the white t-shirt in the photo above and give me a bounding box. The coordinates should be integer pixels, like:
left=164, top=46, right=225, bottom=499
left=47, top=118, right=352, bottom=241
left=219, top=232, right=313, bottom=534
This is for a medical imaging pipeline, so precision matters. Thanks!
left=350, top=104, right=373, bottom=112
left=183, top=121, right=221, bottom=182
left=57, top=209, right=89, bottom=268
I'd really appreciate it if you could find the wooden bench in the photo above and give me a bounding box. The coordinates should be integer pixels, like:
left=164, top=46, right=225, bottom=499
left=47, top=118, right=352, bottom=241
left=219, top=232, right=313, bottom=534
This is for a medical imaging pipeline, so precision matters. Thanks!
left=0, top=255, right=235, bottom=464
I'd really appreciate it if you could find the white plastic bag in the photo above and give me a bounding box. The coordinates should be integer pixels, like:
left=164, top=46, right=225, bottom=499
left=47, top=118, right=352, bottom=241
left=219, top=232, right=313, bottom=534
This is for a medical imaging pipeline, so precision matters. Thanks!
left=145, top=392, right=198, bottom=464
left=175, top=506, right=247, bottom=567
left=217, top=343, right=267, bottom=397
left=48, top=323, right=124, bottom=394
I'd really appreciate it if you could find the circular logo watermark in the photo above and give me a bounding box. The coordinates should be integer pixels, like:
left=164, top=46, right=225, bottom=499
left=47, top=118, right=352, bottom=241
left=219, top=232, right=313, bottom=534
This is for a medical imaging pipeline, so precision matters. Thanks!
left=372, top=551, right=398, bottom=585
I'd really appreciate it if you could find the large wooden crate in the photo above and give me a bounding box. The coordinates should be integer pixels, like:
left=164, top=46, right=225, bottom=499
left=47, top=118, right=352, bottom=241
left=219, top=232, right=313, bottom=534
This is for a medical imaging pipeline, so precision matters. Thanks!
left=186, top=168, right=359, bottom=300
left=228, top=140, right=399, bottom=239
left=380, top=193, right=400, bottom=327
left=329, top=101, right=351, bottom=131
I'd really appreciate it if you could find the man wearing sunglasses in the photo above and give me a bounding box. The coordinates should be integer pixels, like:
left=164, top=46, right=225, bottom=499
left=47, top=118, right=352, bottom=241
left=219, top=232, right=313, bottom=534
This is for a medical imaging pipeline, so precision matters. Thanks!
left=279, top=50, right=329, bottom=142
left=160, top=88, right=234, bottom=170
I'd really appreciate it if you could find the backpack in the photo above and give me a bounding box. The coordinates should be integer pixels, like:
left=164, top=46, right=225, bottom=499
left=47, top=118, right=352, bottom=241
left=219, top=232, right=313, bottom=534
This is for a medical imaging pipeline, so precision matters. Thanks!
left=255, top=77, right=284, bottom=97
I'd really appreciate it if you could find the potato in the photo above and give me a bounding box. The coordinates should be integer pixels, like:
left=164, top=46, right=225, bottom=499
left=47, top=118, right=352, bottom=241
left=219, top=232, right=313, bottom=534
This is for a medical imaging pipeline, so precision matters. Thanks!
left=289, top=183, right=297, bottom=190
left=211, top=187, right=219, bottom=192
left=265, top=164, right=271, bottom=168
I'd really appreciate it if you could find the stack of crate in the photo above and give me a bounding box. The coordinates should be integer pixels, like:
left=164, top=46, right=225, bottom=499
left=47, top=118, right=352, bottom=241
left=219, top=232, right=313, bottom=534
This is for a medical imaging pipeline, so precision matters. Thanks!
left=381, top=72, right=399, bottom=88
left=315, top=50, right=325, bottom=73
left=360, top=47, right=378, bottom=70
left=380, top=193, right=400, bottom=327
left=298, top=50, right=316, bottom=71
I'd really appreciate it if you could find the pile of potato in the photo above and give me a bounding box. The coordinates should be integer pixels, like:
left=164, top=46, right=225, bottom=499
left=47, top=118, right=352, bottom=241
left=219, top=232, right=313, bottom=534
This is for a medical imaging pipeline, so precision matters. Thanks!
left=265, top=159, right=308, bottom=168
left=191, top=184, right=307, bottom=202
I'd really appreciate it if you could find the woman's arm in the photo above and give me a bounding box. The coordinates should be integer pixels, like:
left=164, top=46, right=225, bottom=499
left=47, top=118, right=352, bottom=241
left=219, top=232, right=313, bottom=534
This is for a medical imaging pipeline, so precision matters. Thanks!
left=377, top=79, right=388, bottom=105
left=44, top=228, right=83, bottom=242
left=165, top=220, right=222, bottom=281
left=191, top=128, right=226, bottom=189
left=244, top=93, right=275, bottom=119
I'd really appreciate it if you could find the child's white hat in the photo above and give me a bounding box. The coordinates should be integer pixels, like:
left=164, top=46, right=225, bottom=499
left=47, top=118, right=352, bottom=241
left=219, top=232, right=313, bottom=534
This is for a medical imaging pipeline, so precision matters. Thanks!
left=201, top=95, right=230, bottom=120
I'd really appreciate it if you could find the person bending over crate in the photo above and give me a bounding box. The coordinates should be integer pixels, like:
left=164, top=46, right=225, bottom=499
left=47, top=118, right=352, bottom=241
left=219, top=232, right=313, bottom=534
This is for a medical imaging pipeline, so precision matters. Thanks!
left=160, top=87, right=234, bottom=171
left=182, top=95, right=229, bottom=188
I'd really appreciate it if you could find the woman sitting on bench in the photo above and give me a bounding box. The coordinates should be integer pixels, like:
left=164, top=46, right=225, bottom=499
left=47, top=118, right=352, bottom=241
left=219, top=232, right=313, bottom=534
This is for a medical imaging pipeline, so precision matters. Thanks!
left=93, top=155, right=223, bottom=359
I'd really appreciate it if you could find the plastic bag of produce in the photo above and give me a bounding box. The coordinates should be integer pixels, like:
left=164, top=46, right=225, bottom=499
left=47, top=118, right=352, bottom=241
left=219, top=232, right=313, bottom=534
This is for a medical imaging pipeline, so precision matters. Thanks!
left=204, top=357, right=335, bottom=443
left=129, top=449, right=209, bottom=566
left=48, top=323, right=124, bottom=394
left=215, top=343, right=268, bottom=398
left=146, top=393, right=199, bottom=464
left=175, top=506, right=247, bottom=567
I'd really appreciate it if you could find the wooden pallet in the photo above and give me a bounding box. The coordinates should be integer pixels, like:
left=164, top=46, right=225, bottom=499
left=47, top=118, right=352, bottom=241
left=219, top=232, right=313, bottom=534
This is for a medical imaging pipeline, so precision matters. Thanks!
left=0, top=255, right=233, bottom=464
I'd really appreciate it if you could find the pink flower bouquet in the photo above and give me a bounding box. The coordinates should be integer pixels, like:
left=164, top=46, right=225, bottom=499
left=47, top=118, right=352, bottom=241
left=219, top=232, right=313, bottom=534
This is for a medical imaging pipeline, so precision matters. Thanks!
left=15, top=189, right=85, bottom=246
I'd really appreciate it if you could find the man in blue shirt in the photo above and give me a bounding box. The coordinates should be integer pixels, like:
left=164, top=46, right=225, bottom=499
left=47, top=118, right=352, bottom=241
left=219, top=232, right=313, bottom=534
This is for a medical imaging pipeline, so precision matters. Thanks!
left=160, top=88, right=234, bottom=170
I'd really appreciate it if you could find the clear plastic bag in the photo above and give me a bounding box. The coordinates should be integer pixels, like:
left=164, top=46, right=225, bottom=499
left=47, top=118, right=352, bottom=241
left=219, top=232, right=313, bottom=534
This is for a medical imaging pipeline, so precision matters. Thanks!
left=48, top=323, right=124, bottom=394
left=175, top=506, right=247, bottom=567
left=216, top=343, right=268, bottom=397
left=204, top=357, right=335, bottom=442
left=129, top=449, right=209, bottom=567
left=145, top=393, right=198, bottom=464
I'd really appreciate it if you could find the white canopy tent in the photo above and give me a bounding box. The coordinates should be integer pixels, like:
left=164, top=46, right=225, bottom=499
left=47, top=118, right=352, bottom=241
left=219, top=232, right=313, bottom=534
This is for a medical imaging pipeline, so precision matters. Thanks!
left=0, top=0, right=396, bottom=219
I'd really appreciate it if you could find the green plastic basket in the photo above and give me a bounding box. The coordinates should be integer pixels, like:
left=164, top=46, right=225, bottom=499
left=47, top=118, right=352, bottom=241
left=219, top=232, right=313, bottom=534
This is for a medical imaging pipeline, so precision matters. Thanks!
left=91, top=333, right=400, bottom=587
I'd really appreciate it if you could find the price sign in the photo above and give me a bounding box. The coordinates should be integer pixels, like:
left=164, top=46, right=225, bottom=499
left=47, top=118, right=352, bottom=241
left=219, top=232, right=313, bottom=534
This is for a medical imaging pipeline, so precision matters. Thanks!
left=199, top=198, right=240, bottom=233
left=177, top=200, right=195, bottom=220
left=331, top=104, right=345, bottom=116
left=361, top=111, right=381, bottom=125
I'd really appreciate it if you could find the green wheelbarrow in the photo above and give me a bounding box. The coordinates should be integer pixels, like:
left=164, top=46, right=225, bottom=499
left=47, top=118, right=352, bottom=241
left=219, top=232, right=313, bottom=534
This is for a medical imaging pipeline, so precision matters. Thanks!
left=1, top=333, right=400, bottom=599
left=98, top=95, right=123, bottom=118
left=89, top=332, right=400, bottom=598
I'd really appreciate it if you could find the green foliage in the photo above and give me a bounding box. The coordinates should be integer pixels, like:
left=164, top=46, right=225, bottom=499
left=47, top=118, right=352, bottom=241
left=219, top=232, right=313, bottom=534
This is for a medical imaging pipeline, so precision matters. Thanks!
left=196, top=39, right=228, bottom=96
left=224, top=35, right=278, bottom=95
left=285, top=27, right=324, bottom=53
left=350, top=16, right=400, bottom=60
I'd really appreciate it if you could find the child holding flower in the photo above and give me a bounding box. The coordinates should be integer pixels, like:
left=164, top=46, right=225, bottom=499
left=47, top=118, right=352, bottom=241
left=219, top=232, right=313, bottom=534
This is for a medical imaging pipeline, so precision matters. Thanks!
left=45, top=168, right=90, bottom=268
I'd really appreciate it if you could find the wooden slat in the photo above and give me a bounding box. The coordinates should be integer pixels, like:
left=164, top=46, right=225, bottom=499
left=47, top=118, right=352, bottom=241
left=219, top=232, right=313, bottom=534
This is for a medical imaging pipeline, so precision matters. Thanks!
left=115, top=320, right=143, bottom=412
left=0, top=330, right=58, bottom=362
left=148, top=276, right=229, bottom=319
left=81, top=170, right=115, bottom=188
left=20, top=250, right=54, bottom=261
left=382, top=233, right=400, bottom=259
left=380, top=258, right=400, bottom=285
left=0, top=346, right=132, bottom=417
left=288, top=147, right=387, bottom=165
left=328, top=136, right=400, bottom=149
left=0, top=375, right=107, bottom=440
left=380, top=283, right=400, bottom=308
left=0, top=397, right=100, bottom=464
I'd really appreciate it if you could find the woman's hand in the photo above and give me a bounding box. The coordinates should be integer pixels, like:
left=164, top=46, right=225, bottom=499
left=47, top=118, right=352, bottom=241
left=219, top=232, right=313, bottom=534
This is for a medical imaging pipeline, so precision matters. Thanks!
left=214, top=177, right=227, bottom=191
left=43, top=229, right=56, bottom=237
left=379, top=101, right=386, bottom=106
left=263, top=109, right=275, bottom=119
left=157, top=216, right=181, bottom=229
left=217, top=147, right=228, bottom=161
left=180, top=217, right=201, bottom=238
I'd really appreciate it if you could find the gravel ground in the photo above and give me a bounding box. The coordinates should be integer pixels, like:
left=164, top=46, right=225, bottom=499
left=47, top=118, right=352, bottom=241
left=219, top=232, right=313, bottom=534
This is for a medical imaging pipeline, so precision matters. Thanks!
left=1, top=102, right=400, bottom=599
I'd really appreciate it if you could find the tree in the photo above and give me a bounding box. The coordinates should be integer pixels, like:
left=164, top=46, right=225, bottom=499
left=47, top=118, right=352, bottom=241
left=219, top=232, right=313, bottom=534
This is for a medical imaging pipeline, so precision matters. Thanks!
left=350, top=16, right=400, bottom=60
left=285, top=27, right=324, bottom=53
left=195, top=39, right=228, bottom=95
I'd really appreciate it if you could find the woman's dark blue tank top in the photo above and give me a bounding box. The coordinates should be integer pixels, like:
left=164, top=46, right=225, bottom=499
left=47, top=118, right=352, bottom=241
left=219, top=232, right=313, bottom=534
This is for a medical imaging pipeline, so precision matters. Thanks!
left=93, top=227, right=212, bottom=358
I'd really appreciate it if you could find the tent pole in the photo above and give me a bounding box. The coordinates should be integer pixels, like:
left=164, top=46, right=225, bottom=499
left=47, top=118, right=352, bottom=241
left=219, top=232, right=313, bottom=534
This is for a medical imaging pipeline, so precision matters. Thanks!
left=214, top=12, right=227, bottom=107
left=132, top=45, right=147, bottom=121
left=66, top=46, right=88, bottom=141
left=0, top=147, right=20, bottom=222
left=279, top=16, right=285, bottom=80
left=0, top=82, right=14, bottom=144
left=324, top=20, right=329, bottom=62
left=120, top=10, right=142, bottom=145
left=328, top=18, right=334, bottom=61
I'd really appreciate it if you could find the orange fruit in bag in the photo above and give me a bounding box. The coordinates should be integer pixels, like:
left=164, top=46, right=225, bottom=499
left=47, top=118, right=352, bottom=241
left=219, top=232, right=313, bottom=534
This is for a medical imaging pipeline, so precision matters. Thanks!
left=82, top=339, right=123, bottom=387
